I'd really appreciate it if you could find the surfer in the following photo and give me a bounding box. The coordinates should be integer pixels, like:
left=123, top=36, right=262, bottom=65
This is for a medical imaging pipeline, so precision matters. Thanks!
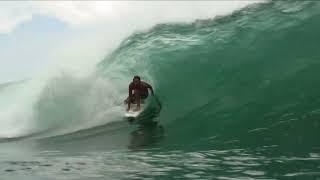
left=125, top=76, right=154, bottom=111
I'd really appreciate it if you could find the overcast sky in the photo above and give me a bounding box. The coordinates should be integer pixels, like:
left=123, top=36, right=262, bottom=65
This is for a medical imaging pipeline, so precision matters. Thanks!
left=0, top=1, right=262, bottom=83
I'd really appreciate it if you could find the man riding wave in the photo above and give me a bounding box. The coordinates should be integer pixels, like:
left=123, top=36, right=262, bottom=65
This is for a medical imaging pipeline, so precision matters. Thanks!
left=125, top=76, right=154, bottom=112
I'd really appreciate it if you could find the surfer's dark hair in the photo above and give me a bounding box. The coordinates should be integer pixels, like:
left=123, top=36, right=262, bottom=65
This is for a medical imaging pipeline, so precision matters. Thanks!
left=133, top=75, right=141, bottom=81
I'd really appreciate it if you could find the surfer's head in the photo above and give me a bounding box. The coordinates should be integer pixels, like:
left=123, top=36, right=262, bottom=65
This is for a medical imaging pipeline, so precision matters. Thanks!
left=133, top=75, right=141, bottom=85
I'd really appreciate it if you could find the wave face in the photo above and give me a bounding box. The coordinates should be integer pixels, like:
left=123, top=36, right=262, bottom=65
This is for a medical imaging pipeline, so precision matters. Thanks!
left=97, top=1, right=320, bottom=152
left=1, top=1, right=320, bottom=180
left=0, top=1, right=319, bottom=152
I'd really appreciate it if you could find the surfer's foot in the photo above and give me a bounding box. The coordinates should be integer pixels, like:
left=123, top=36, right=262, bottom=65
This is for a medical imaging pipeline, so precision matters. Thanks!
left=134, top=107, right=140, bottom=112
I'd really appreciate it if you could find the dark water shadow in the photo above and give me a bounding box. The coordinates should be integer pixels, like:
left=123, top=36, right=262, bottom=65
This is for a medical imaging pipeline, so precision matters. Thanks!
left=127, top=95, right=165, bottom=150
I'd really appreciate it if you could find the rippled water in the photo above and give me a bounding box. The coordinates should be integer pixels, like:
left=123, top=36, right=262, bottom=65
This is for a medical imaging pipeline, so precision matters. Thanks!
left=1, top=146, right=319, bottom=180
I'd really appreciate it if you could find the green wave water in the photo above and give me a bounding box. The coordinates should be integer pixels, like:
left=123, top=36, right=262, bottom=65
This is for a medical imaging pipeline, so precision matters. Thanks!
left=0, top=1, right=320, bottom=179
left=99, top=1, right=320, bottom=152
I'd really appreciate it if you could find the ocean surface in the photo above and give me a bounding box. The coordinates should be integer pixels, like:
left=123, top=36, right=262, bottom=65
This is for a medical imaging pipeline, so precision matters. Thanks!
left=0, top=1, right=320, bottom=179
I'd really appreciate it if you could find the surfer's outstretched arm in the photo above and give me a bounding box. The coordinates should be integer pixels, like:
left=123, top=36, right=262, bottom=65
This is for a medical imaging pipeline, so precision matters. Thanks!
left=150, top=86, right=154, bottom=96
left=144, top=82, right=154, bottom=96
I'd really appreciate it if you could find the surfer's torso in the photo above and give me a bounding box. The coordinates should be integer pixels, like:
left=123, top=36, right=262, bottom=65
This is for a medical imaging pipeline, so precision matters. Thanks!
left=129, top=81, right=150, bottom=97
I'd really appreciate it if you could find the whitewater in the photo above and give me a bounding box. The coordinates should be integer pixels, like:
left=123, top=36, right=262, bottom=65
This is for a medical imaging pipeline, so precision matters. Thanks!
left=0, top=1, right=320, bottom=180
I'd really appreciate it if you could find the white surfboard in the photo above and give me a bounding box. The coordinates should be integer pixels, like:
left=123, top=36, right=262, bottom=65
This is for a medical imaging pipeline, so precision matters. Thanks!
left=124, top=110, right=141, bottom=118
left=124, top=104, right=144, bottom=118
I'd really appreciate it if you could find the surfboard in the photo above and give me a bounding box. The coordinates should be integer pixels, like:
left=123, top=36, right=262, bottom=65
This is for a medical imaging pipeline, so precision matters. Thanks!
left=124, top=103, right=144, bottom=118
left=125, top=109, right=141, bottom=118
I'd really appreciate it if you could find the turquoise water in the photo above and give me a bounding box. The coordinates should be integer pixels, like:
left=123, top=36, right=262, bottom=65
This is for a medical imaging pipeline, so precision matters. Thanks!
left=1, top=1, right=320, bottom=179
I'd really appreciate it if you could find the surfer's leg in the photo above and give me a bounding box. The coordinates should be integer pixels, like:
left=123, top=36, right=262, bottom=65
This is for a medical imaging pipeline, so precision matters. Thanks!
left=141, top=92, right=148, bottom=99
left=140, top=92, right=148, bottom=104
left=131, top=96, right=136, bottom=104
left=124, top=97, right=129, bottom=104
left=124, top=96, right=136, bottom=104
left=134, top=91, right=141, bottom=111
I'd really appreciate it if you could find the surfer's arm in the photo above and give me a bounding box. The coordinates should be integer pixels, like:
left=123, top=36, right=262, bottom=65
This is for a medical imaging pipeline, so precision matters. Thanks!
left=144, top=82, right=154, bottom=96
left=150, top=87, right=154, bottom=96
